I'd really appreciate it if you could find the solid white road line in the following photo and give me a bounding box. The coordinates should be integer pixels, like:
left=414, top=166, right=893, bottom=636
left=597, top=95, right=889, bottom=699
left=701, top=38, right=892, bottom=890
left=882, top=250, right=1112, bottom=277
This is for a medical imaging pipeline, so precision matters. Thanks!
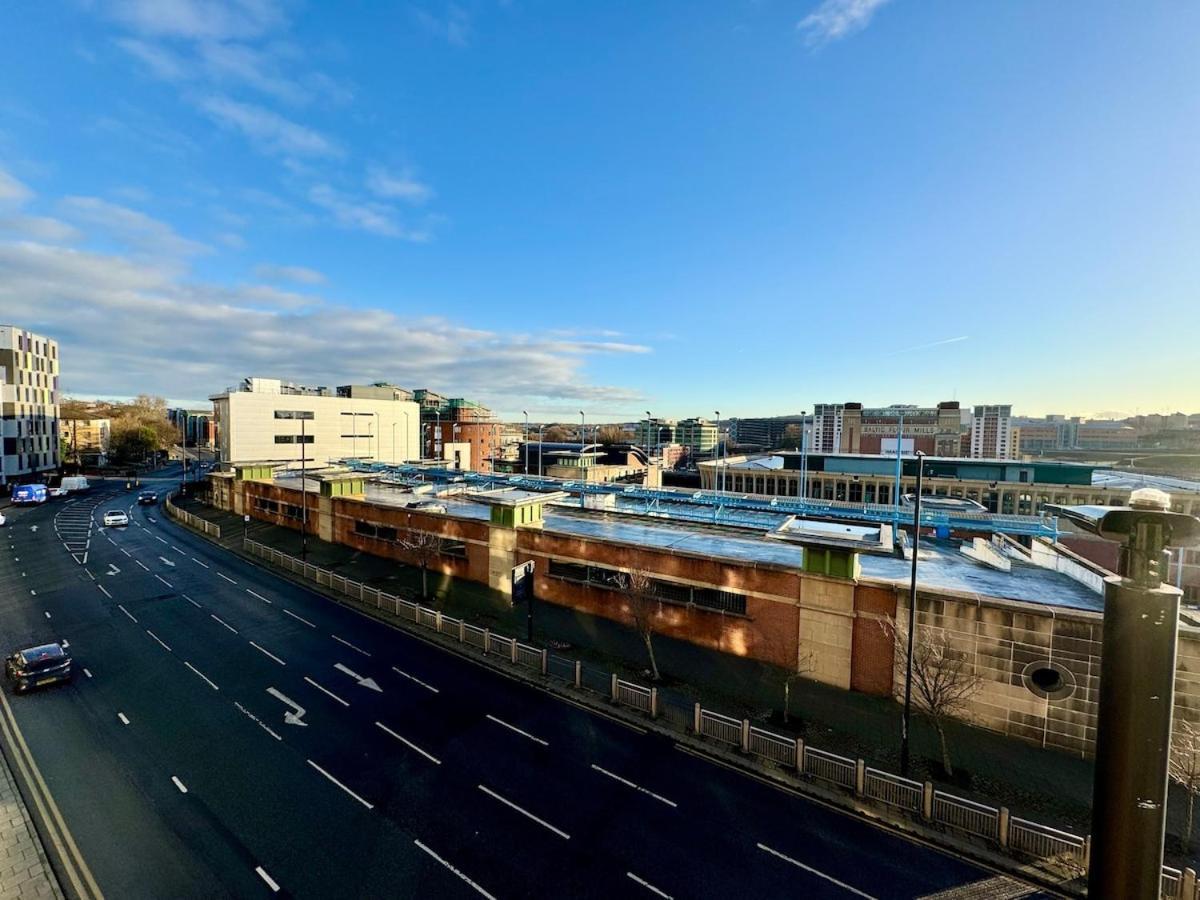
left=97, top=583, right=112, bottom=599
left=485, top=714, right=548, bottom=747
left=391, top=666, right=439, bottom=693
left=172, top=776, right=188, bottom=794
left=249, top=641, right=285, bottom=666
left=182, top=594, right=202, bottom=609
left=591, top=764, right=677, bottom=808
left=210, top=614, right=238, bottom=634
left=255, top=866, right=280, bottom=893
left=146, top=630, right=172, bottom=652
left=283, top=609, right=315, bottom=628
left=627, top=872, right=673, bottom=899
left=191, top=557, right=209, bottom=569
left=375, top=721, right=441, bottom=765
left=307, top=759, right=373, bottom=809
left=304, top=677, right=349, bottom=707
left=117, top=604, right=138, bottom=623
left=155, top=574, right=173, bottom=589
left=246, top=589, right=272, bottom=604
left=756, top=843, right=878, bottom=899
left=216, top=572, right=237, bottom=584
left=331, top=634, right=370, bottom=656
left=117, top=713, right=130, bottom=726
left=413, top=840, right=495, bottom=900
left=477, top=784, right=569, bottom=839
left=82, top=668, right=92, bottom=679
left=184, top=662, right=219, bottom=691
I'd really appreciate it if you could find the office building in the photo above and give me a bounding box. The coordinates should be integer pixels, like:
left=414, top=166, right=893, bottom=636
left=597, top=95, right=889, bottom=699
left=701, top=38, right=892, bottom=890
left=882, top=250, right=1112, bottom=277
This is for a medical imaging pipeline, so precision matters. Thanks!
left=733, top=415, right=808, bottom=450
left=638, top=417, right=677, bottom=454
left=415, top=392, right=501, bottom=473
left=61, top=418, right=111, bottom=464
left=0, top=325, right=60, bottom=486
left=675, top=417, right=718, bottom=456
left=811, top=404, right=845, bottom=453
left=971, top=404, right=1014, bottom=459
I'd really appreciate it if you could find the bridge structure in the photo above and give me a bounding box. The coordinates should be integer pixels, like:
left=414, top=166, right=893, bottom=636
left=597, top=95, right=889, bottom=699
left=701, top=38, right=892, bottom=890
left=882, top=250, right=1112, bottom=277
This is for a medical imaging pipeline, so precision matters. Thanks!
left=330, top=460, right=1061, bottom=539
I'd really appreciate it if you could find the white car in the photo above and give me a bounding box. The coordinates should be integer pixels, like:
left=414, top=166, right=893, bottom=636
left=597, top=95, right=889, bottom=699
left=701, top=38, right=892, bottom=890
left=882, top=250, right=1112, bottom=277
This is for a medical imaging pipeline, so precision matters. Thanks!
left=48, top=487, right=68, bottom=498
left=102, top=510, right=129, bottom=527
left=0, top=512, right=6, bottom=527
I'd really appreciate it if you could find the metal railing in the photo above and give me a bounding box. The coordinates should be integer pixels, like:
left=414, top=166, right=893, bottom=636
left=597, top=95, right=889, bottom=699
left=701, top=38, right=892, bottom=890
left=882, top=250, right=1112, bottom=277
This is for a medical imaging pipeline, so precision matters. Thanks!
left=237, top=536, right=1197, bottom=890
left=164, top=493, right=221, bottom=537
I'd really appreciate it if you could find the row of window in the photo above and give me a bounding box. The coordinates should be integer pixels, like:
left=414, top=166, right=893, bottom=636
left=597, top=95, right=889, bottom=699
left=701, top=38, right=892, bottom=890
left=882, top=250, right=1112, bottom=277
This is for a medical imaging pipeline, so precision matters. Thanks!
left=274, top=435, right=315, bottom=444
left=352, top=520, right=468, bottom=558
left=546, top=559, right=747, bottom=615
left=252, top=497, right=304, bottom=519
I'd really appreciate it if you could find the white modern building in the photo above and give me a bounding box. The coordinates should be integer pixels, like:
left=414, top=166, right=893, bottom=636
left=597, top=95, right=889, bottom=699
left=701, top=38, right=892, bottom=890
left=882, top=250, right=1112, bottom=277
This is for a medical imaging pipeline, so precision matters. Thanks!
left=971, top=404, right=1015, bottom=459
left=0, top=325, right=61, bottom=486
left=210, top=377, right=420, bottom=468
left=812, top=403, right=845, bottom=453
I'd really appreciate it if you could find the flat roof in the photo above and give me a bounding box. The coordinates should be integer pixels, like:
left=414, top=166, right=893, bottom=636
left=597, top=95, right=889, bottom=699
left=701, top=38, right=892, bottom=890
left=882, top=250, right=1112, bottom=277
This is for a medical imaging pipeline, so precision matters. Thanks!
left=1092, top=469, right=1200, bottom=495
left=716, top=452, right=1097, bottom=470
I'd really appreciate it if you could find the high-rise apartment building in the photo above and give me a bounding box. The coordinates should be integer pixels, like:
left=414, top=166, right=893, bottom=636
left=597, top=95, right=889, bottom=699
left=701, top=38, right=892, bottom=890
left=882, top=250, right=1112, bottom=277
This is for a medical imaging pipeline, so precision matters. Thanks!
left=811, top=404, right=845, bottom=453
left=675, top=417, right=718, bottom=456
left=0, top=325, right=61, bottom=486
left=970, top=404, right=1014, bottom=459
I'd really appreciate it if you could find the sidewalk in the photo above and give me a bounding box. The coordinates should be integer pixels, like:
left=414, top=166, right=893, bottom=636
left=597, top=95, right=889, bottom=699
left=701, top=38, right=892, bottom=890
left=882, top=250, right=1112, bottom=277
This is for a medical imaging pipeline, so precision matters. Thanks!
left=0, top=745, right=62, bottom=900
left=176, top=496, right=1198, bottom=867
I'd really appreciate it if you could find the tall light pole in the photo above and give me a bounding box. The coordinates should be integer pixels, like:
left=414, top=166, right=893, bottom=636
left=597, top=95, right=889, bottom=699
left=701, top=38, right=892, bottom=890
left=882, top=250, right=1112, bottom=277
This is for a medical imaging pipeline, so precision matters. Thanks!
left=714, top=410, right=721, bottom=493
left=800, top=409, right=808, bottom=502
left=452, top=423, right=462, bottom=469
left=899, top=450, right=925, bottom=777
left=403, top=410, right=411, bottom=462
left=275, top=410, right=314, bottom=560
left=523, top=410, right=529, bottom=475
left=538, top=424, right=544, bottom=477
left=645, top=410, right=653, bottom=459
left=435, top=409, right=441, bottom=461
left=579, top=410, right=586, bottom=505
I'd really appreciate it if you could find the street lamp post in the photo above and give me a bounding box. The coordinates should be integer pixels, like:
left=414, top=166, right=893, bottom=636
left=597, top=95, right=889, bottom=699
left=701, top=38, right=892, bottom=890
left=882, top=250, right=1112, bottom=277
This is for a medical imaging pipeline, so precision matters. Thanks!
left=435, top=410, right=441, bottom=461
left=800, top=410, right=808, bottom=502
left=523, top=410, right=529, bottom=475
left=579, top=411, right=586, bottom=506
left=713, top=410, right=721, bottom=493
left=899, top=450, right=925, bottom=777
left=538, top=425, right=544, bottom=477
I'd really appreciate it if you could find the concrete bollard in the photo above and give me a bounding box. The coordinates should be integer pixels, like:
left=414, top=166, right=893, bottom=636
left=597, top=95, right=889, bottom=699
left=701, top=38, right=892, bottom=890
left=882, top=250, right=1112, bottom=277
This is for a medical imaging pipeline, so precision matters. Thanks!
left=741, top=719, right=751, bottom=754
left=693, top=702, right=702, bottom=734
left=649, top=687, right=658, bottom=719
left=795, top=738, right=805, bottom=774
left=574, top=660, right=582, bottom=689
left=855, top=759, right=866, bottom=796
left=610, top=674, right=619, bottom=703
left=998, top=807, right=1010, bottom=848
left=922, top=782, right=934, bottom=819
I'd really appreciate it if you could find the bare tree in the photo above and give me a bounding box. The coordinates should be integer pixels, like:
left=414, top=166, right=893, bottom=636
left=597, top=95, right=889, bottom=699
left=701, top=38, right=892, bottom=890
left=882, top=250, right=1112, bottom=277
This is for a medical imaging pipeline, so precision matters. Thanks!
left=542, top=424, right=572, bottom=442
left=778, top=423, right=803, bottom=451
left=1171, top=720, right=1200, bottom=852
left=399, top=529, right=445, bottom=602
left=882, top=616, right=981, bottom=778
left=597, top=425, right=626, bottom=445
left=618, top=570, right=663, bottom=681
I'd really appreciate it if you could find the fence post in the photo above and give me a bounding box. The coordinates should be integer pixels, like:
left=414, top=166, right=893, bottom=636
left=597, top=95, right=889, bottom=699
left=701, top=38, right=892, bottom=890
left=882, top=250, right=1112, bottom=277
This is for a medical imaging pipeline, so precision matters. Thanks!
left=459, top=620, right=465, bottom=643
left=1181, top=868, right=1196, bottom=900
left=482, top=629, right=490, bottom=655
left=510, top=641, right=518, bottom=664
left=649, top=688, right=658, bottom=718
left=574, top=660, right=582, bottom=688
left=855, top=759, right=866, bottom=797
left=435, top=611, right=443, bottom=632
left=541, top=649, right=548, bottom=676
left=377, top=590, right=382, bottom=610
left=693, top=703, right=702, bottom=734
left=1082, top=835, right=1091, bottom=871
left=922, top=782, right=934, bottom=819
left=394, top=595, right=400, bottom=616
left=998, top=807, right=1010, bottom=849
left=795, top=738, right=805, bottom=774
left=611, top=674, right=619, bottom=703
left=740, top=719, right=751, bottom=754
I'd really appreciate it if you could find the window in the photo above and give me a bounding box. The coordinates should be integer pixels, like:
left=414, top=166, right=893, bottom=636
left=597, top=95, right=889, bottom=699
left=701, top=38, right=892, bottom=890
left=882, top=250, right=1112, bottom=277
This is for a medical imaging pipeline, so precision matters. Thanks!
left=693, top=588, right=747, bottom=615
left=274, top=434, right=314, bottom=444
left=548, top=560, right=587, bottom=582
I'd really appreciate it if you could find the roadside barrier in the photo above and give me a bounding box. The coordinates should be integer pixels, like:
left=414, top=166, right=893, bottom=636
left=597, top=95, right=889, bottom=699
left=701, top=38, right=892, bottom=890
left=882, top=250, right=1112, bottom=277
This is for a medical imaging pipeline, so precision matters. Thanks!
left=164, top=493, right=221, bottom=537
left=238, top=536, right=1192, bottom=897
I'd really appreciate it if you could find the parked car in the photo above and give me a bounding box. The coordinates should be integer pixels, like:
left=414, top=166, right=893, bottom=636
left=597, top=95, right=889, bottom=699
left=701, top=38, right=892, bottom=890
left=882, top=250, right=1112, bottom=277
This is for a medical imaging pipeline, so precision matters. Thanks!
left=48, top=486, right=68, bottom=498
left=5, top=643, right=72, bottom=693
left=60, top=476, right=90, bottom=493
left=137, top=491, right=158, bottom=505
left=103, top=510, right=129, bottom=527
left=0, top=512, right=6, bottom=527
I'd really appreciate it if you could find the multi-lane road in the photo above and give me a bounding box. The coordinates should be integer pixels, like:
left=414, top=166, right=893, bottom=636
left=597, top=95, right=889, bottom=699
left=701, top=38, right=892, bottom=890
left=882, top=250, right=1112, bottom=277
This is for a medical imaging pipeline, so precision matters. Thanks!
left=0, top=465, right=1048, bottom=898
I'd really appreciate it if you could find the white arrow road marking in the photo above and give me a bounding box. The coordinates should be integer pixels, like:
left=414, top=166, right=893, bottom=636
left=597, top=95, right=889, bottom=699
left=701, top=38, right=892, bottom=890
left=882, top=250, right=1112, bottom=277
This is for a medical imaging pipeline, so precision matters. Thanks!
left=107, top=564, right=121, bottom=576
left=266, top=687, right=308, bottom=726
left=29, top=525, right=37, bottom=532
left=158, top=556, right=175, bottom=567
left=334, top=662, right=382, bottom=692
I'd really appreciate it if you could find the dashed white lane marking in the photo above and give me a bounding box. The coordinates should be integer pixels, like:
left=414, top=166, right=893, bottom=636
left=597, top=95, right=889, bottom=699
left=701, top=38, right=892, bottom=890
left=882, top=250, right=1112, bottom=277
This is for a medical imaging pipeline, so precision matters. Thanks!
left=43, top=611, right=51, bottom=619
left=182, top=594, right=202, bottom=609
left=120, top=548, right=131, bottom=557
left=154, top=536, right=167, bottom=545
left=171, top=545, right=185, bottom=555
left=82, top=668, right=92, bottom=679
left=118, top=713, right=130, bottom=726
left=117, top=604, right=138, bottom=623
left=591, top=764, right=677, bottom=808
left=304, top=676, right=349, bottom=707
left=184, top=661, right=219, bottom=691
left=85, top=570, right=95, bottom=581
left=146, top=630, right=172, bottom=652
left=627, top=872, right=673, bottom=898
left=392, top=666, right=439, bottom=693
left=283, top=609, right=315, bottom=627
left=485, top=714, right=548, bottom=747
left=191, top=557, right=209, bottom=569
left=413, top=840, right=495, bottom=899
left=477, top=784, right=569, bottom=839
left=134, top=559, right=149, bottom=571
left=172, top=776, right=188, bottom=794
left=216, top=572, right=237, bottom=585
left=97, top=583, right=112, bottom=599
left=246, top=589, right=272, bottom=604
left=147, top=516, right=157, bottom=524
left=155, top=574, right=174, bottom=589
left=331, top=634, right=370, bottom=657
left=255, top=866, right=280, bottom=893
left=249, top=641, right=285, bottom=666
left=376, top=721, right=441, bottom=765
left=756, top=843, right=878, bottom=899
left=29, top=590, right=36, bottom=597
left=210, top=614, right=238, bottom=634
left=306, top=759, right=373, bottom=809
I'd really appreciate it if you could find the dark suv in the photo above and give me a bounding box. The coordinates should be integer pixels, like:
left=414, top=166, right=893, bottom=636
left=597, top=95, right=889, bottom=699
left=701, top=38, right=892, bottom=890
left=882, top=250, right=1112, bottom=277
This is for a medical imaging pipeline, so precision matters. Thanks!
left=137, top=491, right=158, bottom=505
left=5, top=643, right=73, bottom=693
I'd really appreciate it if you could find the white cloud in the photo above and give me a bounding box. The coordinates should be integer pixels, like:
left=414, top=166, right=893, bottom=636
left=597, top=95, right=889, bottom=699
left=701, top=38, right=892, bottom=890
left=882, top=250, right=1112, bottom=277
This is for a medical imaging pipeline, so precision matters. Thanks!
left=0, top=216, right=82, bottom=243
left=216, top=231, right=247, bottom=249
left=254, top=263, right=326, bottom=284
left=116, top=37, right=188, bottom=80
left=60, top=196, right=211, bottom=261
left=0, top=167, right=33, bottom=205
left=197, top=95, right=341, bottom=158
left=0, top=238, right=647, bottom=409
left=108, top=0, right=287, bottom=42
left=308, top=184, right=410, bottom=238
left=412, top=4, right=471, bottom=46
left=798, top=0, right=891, bottom=46
left=366, top=166, right=433, bottom=204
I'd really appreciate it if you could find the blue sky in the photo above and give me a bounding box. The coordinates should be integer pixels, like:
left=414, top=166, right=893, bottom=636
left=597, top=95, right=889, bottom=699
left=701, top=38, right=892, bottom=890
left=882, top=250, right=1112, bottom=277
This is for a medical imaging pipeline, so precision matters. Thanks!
left=0, top=0, right=1197, bottom=420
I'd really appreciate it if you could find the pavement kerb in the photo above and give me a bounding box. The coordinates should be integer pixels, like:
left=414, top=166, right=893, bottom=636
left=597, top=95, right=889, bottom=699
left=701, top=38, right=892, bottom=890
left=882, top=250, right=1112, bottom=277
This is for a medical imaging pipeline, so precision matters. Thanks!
left=164, top=504, right=1082, bottom=898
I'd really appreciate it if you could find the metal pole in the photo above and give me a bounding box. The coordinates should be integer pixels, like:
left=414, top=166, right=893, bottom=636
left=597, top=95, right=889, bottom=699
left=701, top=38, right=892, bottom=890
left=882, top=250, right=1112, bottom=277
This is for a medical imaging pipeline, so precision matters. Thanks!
left=523, top=411, right=529, bottom=475
left=435, top=410, right=441, bottom=461
left=579, top=410, right=586, bottom=505
left=800, top=410, right=807, bottom=503
left=893, top=411, right=905, bottom=517
left=300, top=416, right=308, bottom=562
left=900, top=451, right=924, bottom=777
left=538, top=425, right=544, bottom=477
left=714, top=411, right=721, bottom=493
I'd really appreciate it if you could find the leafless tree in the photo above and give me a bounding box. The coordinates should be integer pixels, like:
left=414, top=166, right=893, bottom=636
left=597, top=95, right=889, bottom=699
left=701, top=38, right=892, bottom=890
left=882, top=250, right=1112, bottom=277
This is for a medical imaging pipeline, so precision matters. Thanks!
left=882, top=616, right=981, bottom=777
left=618, top=569, right=663, bottom=681
left=597, top=425, right=626, bottom=445
left=399, top=529, right=445, bottom=601
left=542, top=424, right=573, bottom=442
left=1171, top=720, right=1200, bottom=852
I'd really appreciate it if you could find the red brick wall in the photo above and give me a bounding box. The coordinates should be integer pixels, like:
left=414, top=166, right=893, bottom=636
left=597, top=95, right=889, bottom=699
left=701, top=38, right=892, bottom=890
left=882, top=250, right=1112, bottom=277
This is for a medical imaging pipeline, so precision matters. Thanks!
left=850, top=585, right=897, bottom=696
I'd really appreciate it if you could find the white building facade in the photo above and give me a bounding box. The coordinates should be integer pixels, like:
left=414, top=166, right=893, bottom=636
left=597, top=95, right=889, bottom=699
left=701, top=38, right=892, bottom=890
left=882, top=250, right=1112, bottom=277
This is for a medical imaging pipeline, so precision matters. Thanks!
left=0, top=325, right=61, bottom=486
left=812, top=403, right=845, bottom=453
left=211, top=378, right=420, bottom=468
left=971, top=404, right=1014, bottom=459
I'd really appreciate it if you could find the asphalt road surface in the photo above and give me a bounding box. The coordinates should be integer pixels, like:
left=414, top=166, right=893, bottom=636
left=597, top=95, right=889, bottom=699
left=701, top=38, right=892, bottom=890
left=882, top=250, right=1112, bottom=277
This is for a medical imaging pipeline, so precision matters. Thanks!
left=0, top=465, right=1053, bottom=899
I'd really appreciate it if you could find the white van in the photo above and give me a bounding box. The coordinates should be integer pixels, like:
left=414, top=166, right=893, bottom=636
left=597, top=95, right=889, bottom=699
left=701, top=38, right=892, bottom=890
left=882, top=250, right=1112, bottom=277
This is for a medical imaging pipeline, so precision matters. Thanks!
left=60, top=476, right=90, bottom=493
